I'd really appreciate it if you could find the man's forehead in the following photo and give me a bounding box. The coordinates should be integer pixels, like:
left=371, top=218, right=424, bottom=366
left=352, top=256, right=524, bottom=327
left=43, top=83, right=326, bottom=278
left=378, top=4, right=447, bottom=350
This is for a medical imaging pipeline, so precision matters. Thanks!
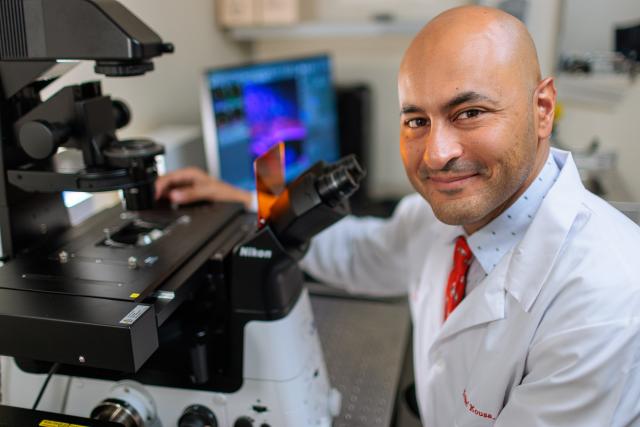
left=398, top=61, right=506, bottom=111
left=411, top=9, right=523, bottom=63
left=398, top=8, right=539, bottom=108
left=402, top=32, right=515, bottom=79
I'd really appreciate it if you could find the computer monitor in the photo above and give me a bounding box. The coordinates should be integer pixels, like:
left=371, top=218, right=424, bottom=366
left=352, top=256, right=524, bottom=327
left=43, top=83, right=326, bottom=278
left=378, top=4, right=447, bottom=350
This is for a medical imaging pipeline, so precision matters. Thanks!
left=200, top=55, right=340, bottom=190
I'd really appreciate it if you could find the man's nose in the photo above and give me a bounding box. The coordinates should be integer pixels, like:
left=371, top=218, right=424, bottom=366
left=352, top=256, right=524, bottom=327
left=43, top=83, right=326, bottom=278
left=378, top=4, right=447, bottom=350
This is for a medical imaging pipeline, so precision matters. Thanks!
left=422, top=124, right=463, bottom=171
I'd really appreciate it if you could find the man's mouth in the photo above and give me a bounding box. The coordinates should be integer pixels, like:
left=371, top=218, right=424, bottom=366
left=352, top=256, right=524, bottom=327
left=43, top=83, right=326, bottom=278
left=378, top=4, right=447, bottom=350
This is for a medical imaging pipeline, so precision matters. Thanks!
left=428, top=173, right=478, bottom=184
left=425, top=173, right=480, bottom=193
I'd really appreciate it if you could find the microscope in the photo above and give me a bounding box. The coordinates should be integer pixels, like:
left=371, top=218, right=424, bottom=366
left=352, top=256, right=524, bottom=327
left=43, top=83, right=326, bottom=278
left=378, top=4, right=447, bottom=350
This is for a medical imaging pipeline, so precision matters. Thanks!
left=0, top=1, right=364, bottom=426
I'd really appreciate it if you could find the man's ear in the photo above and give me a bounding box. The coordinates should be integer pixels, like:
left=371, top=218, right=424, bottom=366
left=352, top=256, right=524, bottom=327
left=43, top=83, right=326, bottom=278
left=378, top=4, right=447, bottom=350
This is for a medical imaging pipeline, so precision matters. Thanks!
left=534, top=77, right=556, bottom=140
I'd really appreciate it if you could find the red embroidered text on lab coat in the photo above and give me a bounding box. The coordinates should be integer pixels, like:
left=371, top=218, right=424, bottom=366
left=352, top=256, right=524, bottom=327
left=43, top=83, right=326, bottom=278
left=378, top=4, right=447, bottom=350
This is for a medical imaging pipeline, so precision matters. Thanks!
left=463, top=389, right=496, bottom=420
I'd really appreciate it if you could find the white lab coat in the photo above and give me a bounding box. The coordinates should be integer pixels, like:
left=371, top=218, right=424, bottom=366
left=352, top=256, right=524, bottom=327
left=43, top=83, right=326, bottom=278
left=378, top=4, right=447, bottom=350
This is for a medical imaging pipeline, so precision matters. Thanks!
left=301, top=149, right=640, bottom=426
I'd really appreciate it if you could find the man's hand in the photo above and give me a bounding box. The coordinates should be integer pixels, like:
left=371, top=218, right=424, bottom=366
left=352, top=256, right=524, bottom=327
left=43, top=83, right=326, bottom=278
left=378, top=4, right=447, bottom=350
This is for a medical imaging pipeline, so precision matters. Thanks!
left=155, top=167, right=253, bottom=210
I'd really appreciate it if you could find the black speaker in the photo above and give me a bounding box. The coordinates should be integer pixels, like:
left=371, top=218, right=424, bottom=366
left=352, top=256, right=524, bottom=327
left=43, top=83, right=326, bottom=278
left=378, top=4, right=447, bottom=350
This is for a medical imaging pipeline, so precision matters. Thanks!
left=336, top=84, right=372, bottom=201
left=616, top=21, right=640, bottom=61
left=335, top=84, right=397, bottom=217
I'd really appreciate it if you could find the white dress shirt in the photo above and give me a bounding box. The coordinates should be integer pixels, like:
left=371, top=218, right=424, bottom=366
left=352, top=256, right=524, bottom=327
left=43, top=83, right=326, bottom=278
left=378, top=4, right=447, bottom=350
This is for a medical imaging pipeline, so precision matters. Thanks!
left=301, top=148, right=640, bottom=426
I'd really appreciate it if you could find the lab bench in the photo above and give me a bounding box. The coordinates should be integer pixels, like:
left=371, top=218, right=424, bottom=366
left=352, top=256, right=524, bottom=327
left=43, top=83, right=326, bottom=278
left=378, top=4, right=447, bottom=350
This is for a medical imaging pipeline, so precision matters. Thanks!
left=308, top=284, right=413, bottom=427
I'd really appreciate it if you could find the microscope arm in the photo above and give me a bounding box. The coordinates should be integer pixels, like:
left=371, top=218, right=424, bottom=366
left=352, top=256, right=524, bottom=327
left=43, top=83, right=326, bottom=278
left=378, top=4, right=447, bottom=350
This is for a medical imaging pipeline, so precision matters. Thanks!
left=0, top=0, right=174, bottom=210
left=0, top=0, right=173, bottom=97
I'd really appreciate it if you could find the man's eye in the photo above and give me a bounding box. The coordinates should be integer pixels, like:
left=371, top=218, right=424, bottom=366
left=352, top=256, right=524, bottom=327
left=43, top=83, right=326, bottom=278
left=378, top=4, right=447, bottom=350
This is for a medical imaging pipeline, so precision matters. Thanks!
left=406, top=118, right=427, bottom=128
left=457, top=109, right=483, bottom=120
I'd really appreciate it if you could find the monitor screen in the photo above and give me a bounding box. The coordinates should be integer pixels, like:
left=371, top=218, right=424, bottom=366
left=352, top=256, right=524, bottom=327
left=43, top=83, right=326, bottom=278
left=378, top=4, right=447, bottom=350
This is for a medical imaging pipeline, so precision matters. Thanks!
left=200, top=55, right=340, bottom=190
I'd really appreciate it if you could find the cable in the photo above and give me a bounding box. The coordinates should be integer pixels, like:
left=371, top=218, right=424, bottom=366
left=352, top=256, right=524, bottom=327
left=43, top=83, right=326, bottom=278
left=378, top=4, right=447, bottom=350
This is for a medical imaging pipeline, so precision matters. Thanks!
left=60, top=376, right=73, bottom=414
left=0, top=356, right=3, bottom=403
left=32, top=362, right=60, bottom=410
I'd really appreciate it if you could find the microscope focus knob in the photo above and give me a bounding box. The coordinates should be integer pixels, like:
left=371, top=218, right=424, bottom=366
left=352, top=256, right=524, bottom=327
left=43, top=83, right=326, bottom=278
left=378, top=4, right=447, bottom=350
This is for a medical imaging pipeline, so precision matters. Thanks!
left=18, top=120, right=70, bottom=160
left=178, top=404, right=218, bottom=427
left=233, top=416, right=254, bottom=427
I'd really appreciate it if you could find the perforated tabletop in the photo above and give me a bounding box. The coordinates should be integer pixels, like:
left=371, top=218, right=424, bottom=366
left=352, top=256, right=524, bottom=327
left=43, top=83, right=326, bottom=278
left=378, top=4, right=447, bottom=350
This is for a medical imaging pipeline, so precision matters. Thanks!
left=310, top=290, right=411, bottom=427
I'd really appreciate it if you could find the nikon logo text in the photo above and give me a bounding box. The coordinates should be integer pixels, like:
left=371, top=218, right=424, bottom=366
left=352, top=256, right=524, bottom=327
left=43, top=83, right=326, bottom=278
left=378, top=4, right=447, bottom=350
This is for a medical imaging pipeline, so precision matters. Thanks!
left=239, top=246, right=273, bottom=259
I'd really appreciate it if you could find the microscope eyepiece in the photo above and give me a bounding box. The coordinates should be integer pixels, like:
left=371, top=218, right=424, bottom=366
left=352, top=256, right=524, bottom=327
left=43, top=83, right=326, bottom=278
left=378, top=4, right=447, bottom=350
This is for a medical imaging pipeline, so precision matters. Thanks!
left=315, top=155, right=366, bottom=206
left=330, top=154, right=366, bottom=181
left=316, top=167, right=358, bottom=206
left=263, top=154, right=365, bottom=252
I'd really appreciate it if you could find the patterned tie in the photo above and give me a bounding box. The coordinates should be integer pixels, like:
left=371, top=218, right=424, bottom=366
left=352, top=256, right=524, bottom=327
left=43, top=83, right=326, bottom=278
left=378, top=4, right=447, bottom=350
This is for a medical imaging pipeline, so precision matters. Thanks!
left=444, top=236, right=472, bottom=321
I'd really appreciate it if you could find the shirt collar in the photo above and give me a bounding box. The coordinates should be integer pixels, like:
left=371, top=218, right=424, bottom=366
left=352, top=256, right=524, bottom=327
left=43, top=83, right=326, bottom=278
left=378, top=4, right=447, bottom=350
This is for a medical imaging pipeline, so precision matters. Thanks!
left=466, top=151, right=560, bottom=275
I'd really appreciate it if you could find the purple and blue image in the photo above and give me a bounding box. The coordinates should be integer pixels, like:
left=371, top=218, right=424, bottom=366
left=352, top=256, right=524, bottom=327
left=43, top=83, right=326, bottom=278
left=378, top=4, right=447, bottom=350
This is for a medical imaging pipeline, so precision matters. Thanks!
left=207, top=55, right=339, bottom=190
left=243, top=79, right=309, bottom=175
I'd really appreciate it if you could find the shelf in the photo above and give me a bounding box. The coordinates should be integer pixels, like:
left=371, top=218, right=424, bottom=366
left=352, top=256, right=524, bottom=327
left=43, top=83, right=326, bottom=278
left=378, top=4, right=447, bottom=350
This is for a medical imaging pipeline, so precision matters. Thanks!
left=555, top=73, right=635, bottom=108
left=228, top=20, right=425, bottom=40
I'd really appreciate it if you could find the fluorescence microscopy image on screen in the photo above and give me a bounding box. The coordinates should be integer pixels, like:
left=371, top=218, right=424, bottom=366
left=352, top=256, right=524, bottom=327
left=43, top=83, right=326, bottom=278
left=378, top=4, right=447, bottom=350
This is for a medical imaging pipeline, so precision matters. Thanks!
left=203, top=55, right=339, bottom=190
left=243, top=78, right=308, bottom=171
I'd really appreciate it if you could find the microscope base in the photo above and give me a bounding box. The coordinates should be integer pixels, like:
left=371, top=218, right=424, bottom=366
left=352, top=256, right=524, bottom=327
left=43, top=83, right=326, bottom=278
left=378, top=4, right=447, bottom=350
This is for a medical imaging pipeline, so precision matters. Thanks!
left=2, top=290, right=340, bottom=427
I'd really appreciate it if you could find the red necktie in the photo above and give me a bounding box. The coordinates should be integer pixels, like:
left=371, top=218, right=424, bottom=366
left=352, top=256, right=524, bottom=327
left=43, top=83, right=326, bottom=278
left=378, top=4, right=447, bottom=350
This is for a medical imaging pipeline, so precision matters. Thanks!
left=444, top=236, right=472, bottom=321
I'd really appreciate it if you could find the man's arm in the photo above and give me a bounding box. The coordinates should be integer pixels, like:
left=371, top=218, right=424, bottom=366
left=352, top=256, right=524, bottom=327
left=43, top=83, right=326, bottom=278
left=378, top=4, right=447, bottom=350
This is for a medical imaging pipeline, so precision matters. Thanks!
left=301, top=193, right=432, bottom=296
left=155, top=167, right=253, bottom=209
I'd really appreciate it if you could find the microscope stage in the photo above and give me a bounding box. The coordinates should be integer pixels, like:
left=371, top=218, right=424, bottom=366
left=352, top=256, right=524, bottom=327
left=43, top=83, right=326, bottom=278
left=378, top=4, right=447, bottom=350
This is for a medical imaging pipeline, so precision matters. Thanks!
left=0, top=202, right=243, bottom=302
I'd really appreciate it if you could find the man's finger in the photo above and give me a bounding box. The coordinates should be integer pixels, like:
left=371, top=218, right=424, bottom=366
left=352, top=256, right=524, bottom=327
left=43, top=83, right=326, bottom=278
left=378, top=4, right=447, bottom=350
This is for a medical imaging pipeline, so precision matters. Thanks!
left=155, top=168, right=206, bottom=198
left=169, top=185, right=214, bottom=205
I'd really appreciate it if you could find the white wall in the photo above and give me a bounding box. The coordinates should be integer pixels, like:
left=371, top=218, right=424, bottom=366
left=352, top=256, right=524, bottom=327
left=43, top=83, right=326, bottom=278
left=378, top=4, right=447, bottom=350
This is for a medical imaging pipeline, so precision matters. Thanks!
left=556, top=0, right=640, bottom=202
left=308, top=0, right=467, bottom=21
left=556, top=83, right=640, bottom=202
left=560, top=0, right=640, bottom=54
left=526, top=0, right=562, bottom=77
left=43, top=0, right=250, bottom=138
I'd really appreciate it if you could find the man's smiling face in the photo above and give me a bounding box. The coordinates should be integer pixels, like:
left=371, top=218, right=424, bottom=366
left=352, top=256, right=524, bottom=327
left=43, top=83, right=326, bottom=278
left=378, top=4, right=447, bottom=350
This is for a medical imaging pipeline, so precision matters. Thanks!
left=397, top=9, right=554, bottom=233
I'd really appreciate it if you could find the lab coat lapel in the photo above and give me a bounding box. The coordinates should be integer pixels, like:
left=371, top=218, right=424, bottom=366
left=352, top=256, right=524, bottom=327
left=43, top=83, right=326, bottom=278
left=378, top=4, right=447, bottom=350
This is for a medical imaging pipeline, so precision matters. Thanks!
left=433, top=252, right=508, bottom=344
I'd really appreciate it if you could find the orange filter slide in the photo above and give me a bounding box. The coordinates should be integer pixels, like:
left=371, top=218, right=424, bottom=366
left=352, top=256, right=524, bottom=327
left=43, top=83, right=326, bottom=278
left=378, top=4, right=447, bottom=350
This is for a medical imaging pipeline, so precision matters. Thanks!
left=254, top=142, right=286, bottom=228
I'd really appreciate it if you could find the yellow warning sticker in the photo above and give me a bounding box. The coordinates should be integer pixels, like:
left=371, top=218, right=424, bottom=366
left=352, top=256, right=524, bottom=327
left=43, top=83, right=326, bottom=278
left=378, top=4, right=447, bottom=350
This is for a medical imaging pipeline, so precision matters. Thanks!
left=129, top=292, right=140, bottom=299
left=39, top=420, right=67, bottom=427
left=39, top=419, right=87, bottom=427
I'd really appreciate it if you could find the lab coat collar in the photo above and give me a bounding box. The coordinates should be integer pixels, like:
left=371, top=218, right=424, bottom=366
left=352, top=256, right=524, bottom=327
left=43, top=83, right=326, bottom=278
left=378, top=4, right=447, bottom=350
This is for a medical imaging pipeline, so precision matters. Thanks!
left=434, top=148, right=583, bottom=342
left=504, top=148, right=583, bottom=312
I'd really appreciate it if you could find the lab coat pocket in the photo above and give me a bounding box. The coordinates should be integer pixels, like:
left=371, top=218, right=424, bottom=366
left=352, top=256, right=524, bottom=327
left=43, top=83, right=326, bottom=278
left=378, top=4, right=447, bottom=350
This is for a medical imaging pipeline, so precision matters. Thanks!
left=453, top=320, right=526, bottom=427
left=454, top=387, right=498, bottom=426
left=452, top=326, right=509, bottom=427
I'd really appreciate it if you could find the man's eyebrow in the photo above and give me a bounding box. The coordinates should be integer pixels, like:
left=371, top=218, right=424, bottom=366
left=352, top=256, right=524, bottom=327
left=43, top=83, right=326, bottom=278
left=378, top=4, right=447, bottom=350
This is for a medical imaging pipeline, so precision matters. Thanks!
left=443, top=91, right=495, bottom=111
left=400, top=105, right=425, bottom=115
left=400, top=92, right=497, bottom=116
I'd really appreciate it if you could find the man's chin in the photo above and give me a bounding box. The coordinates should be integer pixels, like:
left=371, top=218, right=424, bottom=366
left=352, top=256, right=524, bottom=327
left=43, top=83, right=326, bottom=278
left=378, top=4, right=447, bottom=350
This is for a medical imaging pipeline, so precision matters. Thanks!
left=427, top=197, right=490, bottom=227
left=433, top=211, right=482, bottom=226
left=411, top=181, right=494, bottom=226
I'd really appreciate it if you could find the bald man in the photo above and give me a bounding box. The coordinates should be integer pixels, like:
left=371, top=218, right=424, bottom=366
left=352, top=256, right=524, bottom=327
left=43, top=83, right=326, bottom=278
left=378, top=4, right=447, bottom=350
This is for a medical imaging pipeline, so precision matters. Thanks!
left=157, top=6, right=640, bottom=426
